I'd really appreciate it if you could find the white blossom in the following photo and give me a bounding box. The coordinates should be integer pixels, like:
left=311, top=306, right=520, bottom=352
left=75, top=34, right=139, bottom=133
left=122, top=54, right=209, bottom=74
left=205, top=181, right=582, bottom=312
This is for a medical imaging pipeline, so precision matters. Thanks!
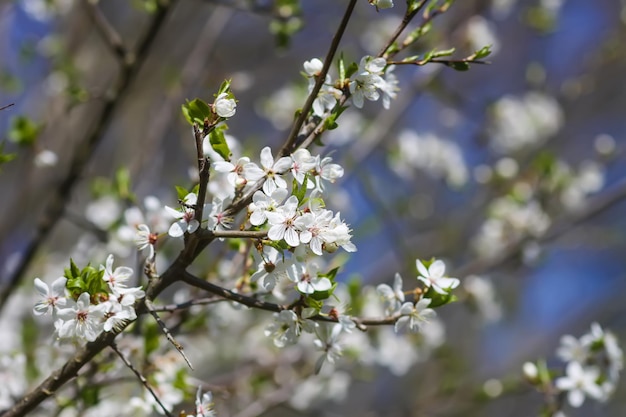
left=214, top=92, right=236, bottom=118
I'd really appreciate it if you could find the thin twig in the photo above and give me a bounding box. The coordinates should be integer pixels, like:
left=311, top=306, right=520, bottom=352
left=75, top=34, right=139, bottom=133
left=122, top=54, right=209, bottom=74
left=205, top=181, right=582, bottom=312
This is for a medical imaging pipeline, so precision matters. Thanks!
left=181, top=270, right=399, bottom=329
left=144, top=298, right=194, bottom=370
left=0, top=103, right=14, bottom=111
left=110, top=343, right=175, bottom=417
left=377, top=0, right=427, bottom=58
left=388, top=58, right=489, bottom=67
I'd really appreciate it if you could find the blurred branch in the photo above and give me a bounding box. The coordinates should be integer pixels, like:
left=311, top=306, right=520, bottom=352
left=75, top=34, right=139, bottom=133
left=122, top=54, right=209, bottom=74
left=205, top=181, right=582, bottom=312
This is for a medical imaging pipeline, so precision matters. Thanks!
left=456, top=176, right=626, bottom=278
left=232, top=385, right=293, bottom=417
left=81, top=0, right=129, bottom=63
left=0, top=103, right=14, bottom=111
left=0, top=1, right=174, bottom=312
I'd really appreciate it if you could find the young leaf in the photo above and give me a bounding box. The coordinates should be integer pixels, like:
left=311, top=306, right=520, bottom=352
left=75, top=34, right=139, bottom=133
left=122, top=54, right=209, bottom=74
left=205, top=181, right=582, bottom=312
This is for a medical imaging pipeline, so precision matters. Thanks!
left=208, top=128, right=232, bottom=161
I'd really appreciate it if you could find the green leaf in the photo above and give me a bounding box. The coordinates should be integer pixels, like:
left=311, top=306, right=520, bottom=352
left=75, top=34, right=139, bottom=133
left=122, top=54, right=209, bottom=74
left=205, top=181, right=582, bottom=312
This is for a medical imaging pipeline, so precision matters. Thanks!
left=448, top=61, right=470, bottom=71
left=8, top=116, right=41, bottom=146
left=473, top=45, right=492, bottom=60
left=433, top=48, right=455, bottom=58
left=175, top=185, right=190, bottom=200
left=181, top=98, right=211, bottom=126
left=319, top=267, right=340, bottom=281
left=217, top=79, right=232, bottom=96
left=208, top=128, right=232, bottom=161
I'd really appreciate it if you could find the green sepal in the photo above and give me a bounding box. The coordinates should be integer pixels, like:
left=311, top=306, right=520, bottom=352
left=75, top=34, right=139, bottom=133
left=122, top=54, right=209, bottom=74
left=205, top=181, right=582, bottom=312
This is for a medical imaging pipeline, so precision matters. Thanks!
left=345, top=61, right=359, bottom=79
left=472, top=45, right=492, bottom=60
left=423, top=286, right=457, bottom=308
left=175, top=185, right=190, bottom=201
left=307, top=281, right=337, bottom=301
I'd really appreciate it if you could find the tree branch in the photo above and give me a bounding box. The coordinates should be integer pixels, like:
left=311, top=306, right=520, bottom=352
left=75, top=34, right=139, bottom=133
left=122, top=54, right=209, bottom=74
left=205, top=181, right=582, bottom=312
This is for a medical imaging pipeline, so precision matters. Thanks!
left=0, top=1, right=174, bottom=312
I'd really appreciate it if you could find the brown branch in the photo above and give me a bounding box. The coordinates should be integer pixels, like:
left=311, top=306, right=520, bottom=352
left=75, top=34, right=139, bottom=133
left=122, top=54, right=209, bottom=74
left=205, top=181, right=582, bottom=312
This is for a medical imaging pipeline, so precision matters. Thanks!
left=181, top=270, right=399, bottom=329
left=0, top=1, right=174, bottom=311
left=377, top=0, right=427, bottom=58
left=276, top=0, right=358, bottom=157
left=388, top=58, right=489, bottom=67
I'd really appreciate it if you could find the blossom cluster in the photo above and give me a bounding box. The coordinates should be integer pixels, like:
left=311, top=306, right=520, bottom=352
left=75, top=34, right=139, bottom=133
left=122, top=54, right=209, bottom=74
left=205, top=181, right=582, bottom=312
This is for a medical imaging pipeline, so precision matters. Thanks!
left=524, top=322, right=623, bottom=411
left=164, top=145, right=355, bottom=258
left=377, top=259, right=459, bottom=333
left=303, top=54, right=398, bottom=114
left=33, top=254, right=145, bottom=342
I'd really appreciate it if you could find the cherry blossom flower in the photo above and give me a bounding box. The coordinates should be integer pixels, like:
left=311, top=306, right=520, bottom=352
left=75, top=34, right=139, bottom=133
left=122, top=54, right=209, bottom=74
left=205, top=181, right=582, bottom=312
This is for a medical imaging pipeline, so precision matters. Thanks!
left=417, top=259, right=459, bottom=294
left=556, top=362, right=604, bottom=408
left=206, top=197, right=233, bottom=233
left=290, top=148, right=317, bottom=185
left=287, top=261, right=331, bottom=295
left=33, top=277, right=67, bottom=316
left=395, top=298, right=436, bottom=333
left=195, top=387, right=216, bottom=417
left=102, top=254, right=134, bottom=291
left=266, top=195, right=302, bottom=247
left=213, top=156, right=252, bottom=189
left=214, top=92, right=236, bottom=118
left=55, top=292, right=105, bottom=342
left=165, top=193, right=200, bottom=238
left=100, top=299, right=136, bottom=332
left=249, top=188, right=288, bottom=226
left=265, top=310, right=311, bottom=348
left=314, top=323, right=344, bottom=366
left=250, top=247, right=290, bottom=291
left=135, top=223, right=157, bottom=259
left=376, top=273, right=405, bottom=315
left=256, top=147, right=292, bottom=195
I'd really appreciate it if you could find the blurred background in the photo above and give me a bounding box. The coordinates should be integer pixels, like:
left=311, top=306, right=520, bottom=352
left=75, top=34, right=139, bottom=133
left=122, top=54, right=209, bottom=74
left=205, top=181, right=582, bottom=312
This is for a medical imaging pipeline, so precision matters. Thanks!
left=1, top=0, right=625, bottom=416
